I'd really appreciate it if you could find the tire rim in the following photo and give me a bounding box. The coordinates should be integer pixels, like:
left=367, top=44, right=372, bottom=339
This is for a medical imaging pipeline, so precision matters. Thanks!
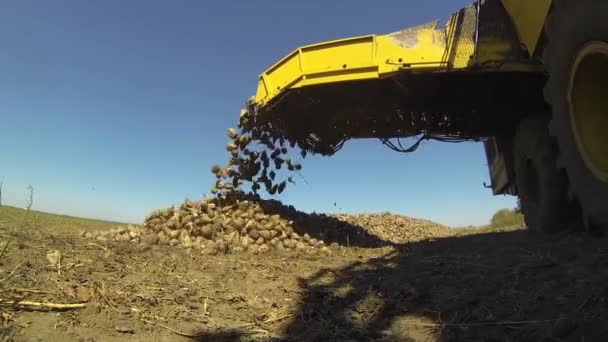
left=568, top=41, right=608, bottom=182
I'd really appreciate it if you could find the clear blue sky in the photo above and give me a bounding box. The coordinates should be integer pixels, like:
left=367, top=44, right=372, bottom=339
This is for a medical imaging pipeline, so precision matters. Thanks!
left=0, top=0, right=517, bottom=227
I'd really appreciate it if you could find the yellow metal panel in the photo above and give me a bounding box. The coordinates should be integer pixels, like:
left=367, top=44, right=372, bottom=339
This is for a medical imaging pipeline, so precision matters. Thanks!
left=252, top=3, right=491, bottom=107
left=299, top=68, right=380, bottom=87
left=377, top=22, right=448, bottom=72
left=255, top=35, right=388, bottom=106
left=302, top=37, right=375, bottom=73
left=251, top=2, right=547, bottom=108
left=253, top=21, right=459, bottom=106
left=265, top=49, right=303, bottom=91
left=501, top=0, right=552, bottom=55
left=254, top=78, right=269, bottom=104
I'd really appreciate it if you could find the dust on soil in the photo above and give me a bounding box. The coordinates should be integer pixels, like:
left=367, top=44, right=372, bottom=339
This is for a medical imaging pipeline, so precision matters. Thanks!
left=1, top=208, right=607, bottom=342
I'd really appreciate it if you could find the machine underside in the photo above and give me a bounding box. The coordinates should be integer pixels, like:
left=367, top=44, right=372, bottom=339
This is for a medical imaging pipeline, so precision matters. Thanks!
left=253, top=70, right=548, bottom=156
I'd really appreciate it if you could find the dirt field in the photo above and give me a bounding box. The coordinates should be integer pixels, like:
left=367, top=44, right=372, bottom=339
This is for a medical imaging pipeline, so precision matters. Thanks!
left=1, top=206, right=607, bottom=342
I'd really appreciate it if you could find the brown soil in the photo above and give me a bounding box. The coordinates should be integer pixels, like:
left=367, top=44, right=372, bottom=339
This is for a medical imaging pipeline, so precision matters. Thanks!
left=1, top=215, right=607, bottom=342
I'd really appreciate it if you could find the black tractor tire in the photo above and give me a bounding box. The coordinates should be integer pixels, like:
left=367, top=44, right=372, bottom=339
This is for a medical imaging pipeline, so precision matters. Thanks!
left=513, top=116, right=575, bottom=234
left=543, top=0, right=608, bottom=232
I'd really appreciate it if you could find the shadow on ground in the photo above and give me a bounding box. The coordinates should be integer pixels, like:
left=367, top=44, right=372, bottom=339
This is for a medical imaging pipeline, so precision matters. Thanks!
left=195, top=228, right=608, bottom=341
left=255, top=198, right=394, bottom=248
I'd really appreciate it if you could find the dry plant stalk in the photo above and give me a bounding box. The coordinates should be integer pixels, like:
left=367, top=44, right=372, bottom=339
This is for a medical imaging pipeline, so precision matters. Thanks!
left=0, top=262, right=23, bottom=282
left=399, top=318, right=558, bottom=327
left=1, top=288, right=49, bottom=294
left=0, top=240, right=10, bottom=260
left=0, top=299, right=86, bottom=310
left=139, top=318, right=204, bottom=338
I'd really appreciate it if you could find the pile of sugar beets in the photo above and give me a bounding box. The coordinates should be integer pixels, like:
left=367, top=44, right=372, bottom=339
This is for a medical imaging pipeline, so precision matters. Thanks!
left=83, top=99, right=450, bottom=254
left=84, top=193, right=334, bottom=255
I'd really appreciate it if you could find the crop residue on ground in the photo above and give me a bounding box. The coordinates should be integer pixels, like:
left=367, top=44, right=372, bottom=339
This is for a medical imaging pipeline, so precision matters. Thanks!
left=1, top=205, right=607, bottom=341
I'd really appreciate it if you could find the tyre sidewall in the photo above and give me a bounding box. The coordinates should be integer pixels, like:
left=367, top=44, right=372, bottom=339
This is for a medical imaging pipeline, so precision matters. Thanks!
left=545, top=0, right=608, bottom=226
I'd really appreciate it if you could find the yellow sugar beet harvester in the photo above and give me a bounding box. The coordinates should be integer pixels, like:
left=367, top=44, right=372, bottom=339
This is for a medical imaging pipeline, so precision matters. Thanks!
left=248, top=0, right=608, bottom=235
